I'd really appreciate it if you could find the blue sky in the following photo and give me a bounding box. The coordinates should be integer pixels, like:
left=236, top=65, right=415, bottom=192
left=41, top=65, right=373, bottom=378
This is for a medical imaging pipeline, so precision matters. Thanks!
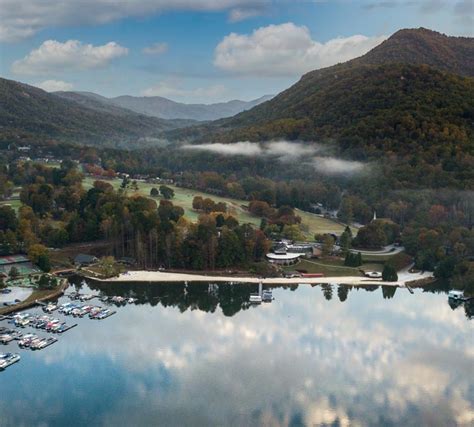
left=0, top=1, right=472, bottom=103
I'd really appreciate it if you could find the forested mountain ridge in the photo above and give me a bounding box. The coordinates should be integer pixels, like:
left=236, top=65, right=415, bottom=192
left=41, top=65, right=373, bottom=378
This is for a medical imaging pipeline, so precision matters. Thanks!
left=0, top=78, right=190, bottom=147
left=166, top=29, right=474, bottom=181
left=352, top=28, right=474, bottom=77
left=56, top=91, right=274, bottom=121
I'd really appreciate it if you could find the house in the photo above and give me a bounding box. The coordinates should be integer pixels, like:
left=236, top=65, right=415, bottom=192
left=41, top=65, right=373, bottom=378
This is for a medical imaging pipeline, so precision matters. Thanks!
left=74, top=254, right=98, bottom=266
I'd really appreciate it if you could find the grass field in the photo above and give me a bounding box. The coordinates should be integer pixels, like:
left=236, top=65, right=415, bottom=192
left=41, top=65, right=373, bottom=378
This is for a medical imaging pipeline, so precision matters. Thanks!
left=283, top=258, right=364, bottom=277
left=0, top=199, right=22, bottom=212
left=83, top=176, right=349, bottom=237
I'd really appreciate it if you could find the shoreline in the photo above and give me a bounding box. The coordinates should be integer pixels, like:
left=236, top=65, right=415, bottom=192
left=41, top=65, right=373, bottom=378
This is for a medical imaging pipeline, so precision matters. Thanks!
left=84, top=270, right=434, bottom=287
left=0, top=279, right=69, bottom=316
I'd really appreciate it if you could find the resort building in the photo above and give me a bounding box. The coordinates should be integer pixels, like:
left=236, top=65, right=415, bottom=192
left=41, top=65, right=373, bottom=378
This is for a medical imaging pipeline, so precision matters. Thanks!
left=266, top=252, right=303, bottom=266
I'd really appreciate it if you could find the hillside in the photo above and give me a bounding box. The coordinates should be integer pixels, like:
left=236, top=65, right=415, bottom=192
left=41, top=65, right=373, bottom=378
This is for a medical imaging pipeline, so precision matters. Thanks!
left=212, top=64, right=474, bottom=153
left=170, top=29, right=474, bottom=161
left=353, top=28, right=474, bottom=76
left=0, top=78, right=190, bottom=147
left=57, top=91, right=273, bottom=121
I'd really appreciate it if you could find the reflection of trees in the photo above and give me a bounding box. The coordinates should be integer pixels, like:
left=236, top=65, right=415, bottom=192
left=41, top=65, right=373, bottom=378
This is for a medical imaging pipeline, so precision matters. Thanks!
left=337, top=285, right=350, bottom=302
left=464, top=299, right=473, bottom=319
left=382, top=286, right=397, bottom=299
left=322, top=284, right=333, bottom=301
left=80, top=278, right=260, bottom=317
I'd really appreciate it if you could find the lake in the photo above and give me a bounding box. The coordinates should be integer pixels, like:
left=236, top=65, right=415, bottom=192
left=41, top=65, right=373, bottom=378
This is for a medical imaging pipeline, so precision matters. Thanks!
left=0, top=280, right=473, bottom=427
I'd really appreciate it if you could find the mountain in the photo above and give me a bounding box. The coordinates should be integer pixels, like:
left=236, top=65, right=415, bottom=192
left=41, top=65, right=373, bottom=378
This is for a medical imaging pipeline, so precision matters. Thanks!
left=0, top=78, right=192, bottom=147
left=171, top=28, right=474, bottom=158
left=56, top=92, right=274, bottom=121
left=352, top=28, right=474, bottom=77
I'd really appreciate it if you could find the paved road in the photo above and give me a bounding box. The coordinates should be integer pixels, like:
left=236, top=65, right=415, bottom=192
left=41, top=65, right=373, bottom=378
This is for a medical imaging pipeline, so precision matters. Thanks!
left=350, top=245, right=405, bottom=256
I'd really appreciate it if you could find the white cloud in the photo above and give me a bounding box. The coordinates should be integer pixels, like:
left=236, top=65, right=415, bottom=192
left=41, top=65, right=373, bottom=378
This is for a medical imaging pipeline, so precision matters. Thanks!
left=142, top=81, right=228, bottom=103
left=0, top=0, right=270, bottom=42
left=183, top=141, right=366, bottom=175
left=214, top=22, right=387, bottom=76
left=228, top=6, right=266, bottom=22
left=34, top=79, right=73, bottom=92
left=142, top=42, right=168, bottom=55
left=11, top=40, right=128, bottom=75
left=183, top=142, right=263, bottom=156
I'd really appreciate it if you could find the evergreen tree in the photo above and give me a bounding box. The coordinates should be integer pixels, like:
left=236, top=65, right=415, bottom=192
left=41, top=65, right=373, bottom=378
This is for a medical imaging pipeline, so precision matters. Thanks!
left=382, top=264, right=398, bottom=282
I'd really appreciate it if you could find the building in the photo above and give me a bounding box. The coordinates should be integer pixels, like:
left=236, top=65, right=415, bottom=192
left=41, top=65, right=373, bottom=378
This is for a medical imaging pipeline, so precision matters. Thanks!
left=0, top=255, right=40, bottom=276
left=266, top=252, right=303, bottom=266
left=74, top=254, right=98, bottom=266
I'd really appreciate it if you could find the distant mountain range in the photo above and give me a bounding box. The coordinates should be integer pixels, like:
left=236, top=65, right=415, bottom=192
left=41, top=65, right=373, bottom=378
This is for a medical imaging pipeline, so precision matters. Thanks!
left=54, top=91, right=274, bottom=121
left=1, top=28, right=472, bottom=155
left=0, top=78, right=193, bottom=148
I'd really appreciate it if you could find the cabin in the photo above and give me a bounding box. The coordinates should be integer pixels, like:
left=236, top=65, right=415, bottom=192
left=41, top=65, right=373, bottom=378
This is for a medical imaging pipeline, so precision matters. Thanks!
left=74, top=254, right=98, bottom=266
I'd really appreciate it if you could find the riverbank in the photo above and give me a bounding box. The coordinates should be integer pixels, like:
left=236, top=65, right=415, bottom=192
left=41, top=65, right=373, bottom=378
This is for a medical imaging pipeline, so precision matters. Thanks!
left=85, top=270, right=434, bottom=287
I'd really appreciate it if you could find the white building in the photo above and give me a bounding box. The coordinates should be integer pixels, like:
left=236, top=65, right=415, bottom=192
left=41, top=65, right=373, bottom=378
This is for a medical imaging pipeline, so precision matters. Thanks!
left=266, top=252, right=303, bottom=266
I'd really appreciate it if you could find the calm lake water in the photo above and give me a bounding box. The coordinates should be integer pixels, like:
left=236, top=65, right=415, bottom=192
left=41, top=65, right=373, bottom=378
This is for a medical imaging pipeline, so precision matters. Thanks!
left=0, top=280, right=473, bottom=427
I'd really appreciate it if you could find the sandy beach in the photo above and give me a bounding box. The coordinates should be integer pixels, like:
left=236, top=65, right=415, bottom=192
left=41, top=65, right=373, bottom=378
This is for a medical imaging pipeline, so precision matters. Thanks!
left=89, top=269, right=434, bottom=287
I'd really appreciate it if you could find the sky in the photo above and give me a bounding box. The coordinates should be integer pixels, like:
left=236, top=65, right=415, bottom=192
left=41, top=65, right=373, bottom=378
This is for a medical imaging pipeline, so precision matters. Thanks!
left=0, top=0, right=472, bottom=103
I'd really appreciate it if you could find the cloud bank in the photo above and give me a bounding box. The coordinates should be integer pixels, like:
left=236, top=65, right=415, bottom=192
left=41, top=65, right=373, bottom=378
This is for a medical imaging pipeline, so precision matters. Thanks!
left=214, top=22, right=387, bottom=76
left=182, top=141, right=365, bottom=175
left=0, top=0, right=269, bottom=42
left=12, top=40, right=128, bottom=75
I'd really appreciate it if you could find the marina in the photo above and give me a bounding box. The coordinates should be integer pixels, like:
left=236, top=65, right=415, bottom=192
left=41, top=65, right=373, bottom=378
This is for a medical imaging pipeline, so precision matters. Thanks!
left=0, top=280, right=137, bottom=371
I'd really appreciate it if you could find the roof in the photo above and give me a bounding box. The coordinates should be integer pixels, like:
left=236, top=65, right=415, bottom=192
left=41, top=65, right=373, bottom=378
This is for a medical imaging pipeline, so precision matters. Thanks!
left=266, top=252, right=303, bottom=260
left=0, top=255, right=30, bottom=265
left=74, top=254, right=97, bottom=264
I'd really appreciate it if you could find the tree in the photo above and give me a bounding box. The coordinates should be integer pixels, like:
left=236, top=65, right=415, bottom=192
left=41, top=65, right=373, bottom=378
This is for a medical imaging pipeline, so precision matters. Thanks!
left=322, top=235, right=335, bottom=256
left=339, top=226, right=352, bottom=253
left=37, top=254, right=51, bottom=272
left=120, top=176, right=130, bottom=189
left=0, top=205, right=18, bottom=231
left=150, top=187, right=159, bottom=197
left=382, top=264, right=398, bottom=282
left=98, top=256, right=118, bottom=278
left=9, top=266, right=19, bottom=279
left=160, top=185, right=174, bottom=200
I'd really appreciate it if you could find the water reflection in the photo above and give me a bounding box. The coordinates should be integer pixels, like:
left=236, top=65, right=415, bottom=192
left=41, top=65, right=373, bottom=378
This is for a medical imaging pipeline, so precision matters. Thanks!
left=0, top=281, right=472, bottom=427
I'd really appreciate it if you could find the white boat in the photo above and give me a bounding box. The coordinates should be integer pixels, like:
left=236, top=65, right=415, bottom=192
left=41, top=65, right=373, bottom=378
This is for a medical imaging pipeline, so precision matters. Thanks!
left=0, top=353, right=21, bottom=370
left=249, top=294, right=262, bottom=304
left=448, top=290, right=466, bottom=300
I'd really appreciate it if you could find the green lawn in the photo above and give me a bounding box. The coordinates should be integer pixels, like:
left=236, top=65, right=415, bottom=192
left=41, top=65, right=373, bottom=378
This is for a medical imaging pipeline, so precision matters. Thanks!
left=0, top=199, right=22, bottom=212
left=83, top=176, right=348, bottom=238
left=283, top=258, right=364, bottom=277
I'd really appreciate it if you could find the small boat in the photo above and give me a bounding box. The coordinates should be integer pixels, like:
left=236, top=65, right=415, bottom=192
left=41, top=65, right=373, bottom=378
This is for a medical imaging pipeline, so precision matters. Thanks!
left=0, top=353, right=21, bottom=370
left=262, top=290, right=273, bottom=302
left=448, top=290, right=466, bottom=301
left=0, top=334, right=14, bottom=344
left=127, top=298, right=136, bottom=304
left=249, top=294, right=262, bottom=304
